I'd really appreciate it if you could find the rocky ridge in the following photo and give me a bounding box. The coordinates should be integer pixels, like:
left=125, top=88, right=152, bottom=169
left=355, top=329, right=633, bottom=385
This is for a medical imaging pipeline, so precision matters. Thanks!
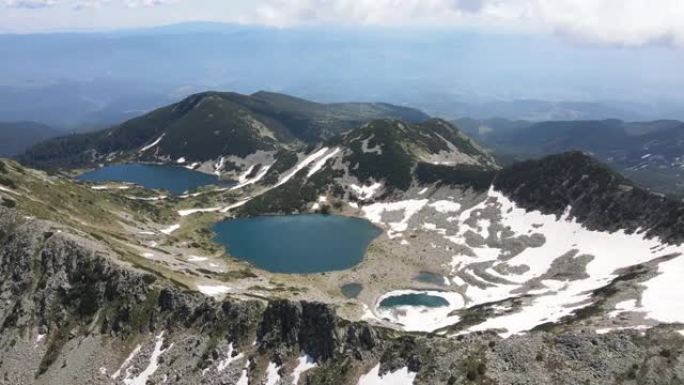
left=1, top=206, right=683, bottom=385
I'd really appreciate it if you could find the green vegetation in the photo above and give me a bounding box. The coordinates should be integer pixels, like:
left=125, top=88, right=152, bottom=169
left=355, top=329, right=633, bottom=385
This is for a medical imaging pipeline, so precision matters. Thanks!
left=343, top=120, right=415, bottom=191
left=262, top=150, right=299, bottom=185
left=240, top=167, right=343, bottom=215
left=19, top=91, right=429, bottom=170
left=416, top=163, right=495, bottom=191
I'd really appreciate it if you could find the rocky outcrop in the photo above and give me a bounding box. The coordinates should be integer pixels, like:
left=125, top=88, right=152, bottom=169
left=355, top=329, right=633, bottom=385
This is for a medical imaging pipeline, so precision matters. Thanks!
left=1, top=204, right=683, bottom=384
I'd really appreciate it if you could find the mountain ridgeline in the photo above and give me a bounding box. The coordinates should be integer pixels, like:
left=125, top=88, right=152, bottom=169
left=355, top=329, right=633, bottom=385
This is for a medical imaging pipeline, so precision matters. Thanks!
left=19, top=91, right=428, bottom=169
left=457, top=117, right=684, bottom=196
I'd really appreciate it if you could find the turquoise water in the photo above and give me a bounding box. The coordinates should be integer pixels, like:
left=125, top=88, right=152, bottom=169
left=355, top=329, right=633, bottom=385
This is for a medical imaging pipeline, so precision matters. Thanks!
left=77, top=164, right=230, bottom=195
left=379, top=293, right=449, bottom=308
left=414, top=272, right=447, bottom=286
left=213, top=214, right=381, bottom=273
left=341, top=283, right=363, bottom=298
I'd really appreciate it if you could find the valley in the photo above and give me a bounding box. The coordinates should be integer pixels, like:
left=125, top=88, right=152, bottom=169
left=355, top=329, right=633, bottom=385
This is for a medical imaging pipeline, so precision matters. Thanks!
left=1, top=92, right=684, bottom=384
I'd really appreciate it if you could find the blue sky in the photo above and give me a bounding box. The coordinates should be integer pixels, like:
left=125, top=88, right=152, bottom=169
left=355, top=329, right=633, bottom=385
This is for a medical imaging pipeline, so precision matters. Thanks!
left=1, top=0, right=684, bottom=49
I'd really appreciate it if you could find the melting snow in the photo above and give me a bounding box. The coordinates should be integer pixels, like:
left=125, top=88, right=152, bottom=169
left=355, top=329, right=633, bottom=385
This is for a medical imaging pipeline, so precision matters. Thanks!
left=373, top=290, right=464, bottom=332
left=0, top=185, right=16, bottom=194
left=231, top=164, right=272, bottom=191
left=350, top=182, right=383, bottom=201
left=641, top=255, right=684, bottom=324
left=362, top=200, right=428, bottom=237
left=292, top=354, right=317, bottom=385
left=178, top=207, right=221, bottom=216
left=428, top=200, right=461, bottom=213
left=216, top=344, right=244, bottom=372
left=197, top=285, right=231, bottom=296
left=449, top=188, right=684, bottom=337
left=91, top=185, right=131, bottom=190
left=265, top=362, right=281, bottom=385
left=123, top=332, right=172, bottom=385
left=357, top=364, right=416, bottom=385
left=307, top=147, right=341, bottom=177
left=111, top=344, right=142, bottom=379
left=609, top=299, right=639, bottom=318
left=160, top=224, right=180, bottom=235
left=276, top=147, right=330, bottom=187
left=187, top=255, right=208, bottom=263
left=139, top=134, right=165, bottom=152
left=236, top=362, right=250, bottom=385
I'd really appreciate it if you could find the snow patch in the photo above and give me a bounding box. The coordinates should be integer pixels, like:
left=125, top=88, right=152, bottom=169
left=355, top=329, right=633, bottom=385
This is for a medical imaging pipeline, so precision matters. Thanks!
left=428, top=200, right=461, bottom=213
left=292, top=354, right=317, bottom=385
left=357, top=364, right=416, bottom=385
left=641, top=255, right=684, bottom=324
left=160, top=224, right=180, bottom=235
left=139, top=134, right=165, bottom=152
left=197, top=285, right=231, bottom=297
left=350, top=182, right=383, bottom=201
left=111, top=344, right=142, bottom=379
left=307, top=147, right=341, bottom=177
left=123, top=332, right=172, bottom=385
left=362, top=199, right=428, bottom=237
left=178, top=207, right=221, bottom=216
left=216, top=343, right=244, bottom=372
left=276, top=147, right=330, bottom=187
left=231, top=164, right=272, bottom=191
left=265, top=362, right=281, bottom=385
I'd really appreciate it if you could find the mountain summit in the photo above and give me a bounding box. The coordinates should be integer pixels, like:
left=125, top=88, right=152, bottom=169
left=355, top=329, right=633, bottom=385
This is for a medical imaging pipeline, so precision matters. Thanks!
left=19, top=91, right=428, bottom=169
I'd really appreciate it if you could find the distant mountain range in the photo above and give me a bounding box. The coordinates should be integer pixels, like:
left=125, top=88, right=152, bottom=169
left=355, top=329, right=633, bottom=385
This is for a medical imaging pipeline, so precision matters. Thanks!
left=0, top=121, right=61, bottom=157
left=2, top=23, right=683, bottom=127
left=456, top=118, right=684, bottom=196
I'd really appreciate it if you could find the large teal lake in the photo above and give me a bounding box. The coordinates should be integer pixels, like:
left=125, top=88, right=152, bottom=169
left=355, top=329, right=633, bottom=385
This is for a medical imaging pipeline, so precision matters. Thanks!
left=213, top=214, right=381, bottom=273
left=77, top=164, right=229, bottom=195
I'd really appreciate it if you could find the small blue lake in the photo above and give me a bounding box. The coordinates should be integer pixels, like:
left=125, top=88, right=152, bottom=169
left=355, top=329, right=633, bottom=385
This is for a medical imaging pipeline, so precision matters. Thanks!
left=213, top=214, right=381, bottom=274
left=379, top=293, right=450, bottom=308
left=77, top=164, right=230, bottom=195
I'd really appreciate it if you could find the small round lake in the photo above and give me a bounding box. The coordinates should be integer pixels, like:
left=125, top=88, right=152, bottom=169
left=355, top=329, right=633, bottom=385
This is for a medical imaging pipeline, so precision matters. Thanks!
left=379, top=293, right=450, bottom=308
left=77, top=164, right=230, bottom=195
left=213, top=214, right=381, bottom=274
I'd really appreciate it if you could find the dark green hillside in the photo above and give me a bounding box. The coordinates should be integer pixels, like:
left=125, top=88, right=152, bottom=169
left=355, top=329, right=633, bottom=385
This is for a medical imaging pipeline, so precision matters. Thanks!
left=340, top=119, right=497, bottom=191
left=494, top=151, right=684, bottom=243
left=20, top=91, right=429, bottom=170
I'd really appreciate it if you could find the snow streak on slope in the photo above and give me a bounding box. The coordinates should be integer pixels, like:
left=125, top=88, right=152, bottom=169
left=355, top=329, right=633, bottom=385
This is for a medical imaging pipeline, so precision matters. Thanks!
left=276, top=147, right=330, bottom=187
left=139, top=134, right=165, bottom=153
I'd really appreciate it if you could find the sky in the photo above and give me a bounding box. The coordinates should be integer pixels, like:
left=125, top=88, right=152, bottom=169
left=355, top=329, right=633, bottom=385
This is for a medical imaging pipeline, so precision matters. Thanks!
left=1, top=0, right=684, bottom=48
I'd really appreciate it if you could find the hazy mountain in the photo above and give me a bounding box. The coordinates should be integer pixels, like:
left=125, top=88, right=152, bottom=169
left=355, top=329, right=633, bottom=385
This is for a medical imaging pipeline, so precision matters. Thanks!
left=0, top=121, right=61, bottom=157
left=456, top=118, right=684, bottom=196
left=2, top=24, right=683, bottom=127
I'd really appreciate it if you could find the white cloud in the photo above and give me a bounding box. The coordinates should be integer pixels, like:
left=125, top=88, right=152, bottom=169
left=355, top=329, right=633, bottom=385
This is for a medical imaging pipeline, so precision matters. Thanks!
left=246, top=0, right=684, bottom=46
left=2, top=0, right=176, bottom=9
